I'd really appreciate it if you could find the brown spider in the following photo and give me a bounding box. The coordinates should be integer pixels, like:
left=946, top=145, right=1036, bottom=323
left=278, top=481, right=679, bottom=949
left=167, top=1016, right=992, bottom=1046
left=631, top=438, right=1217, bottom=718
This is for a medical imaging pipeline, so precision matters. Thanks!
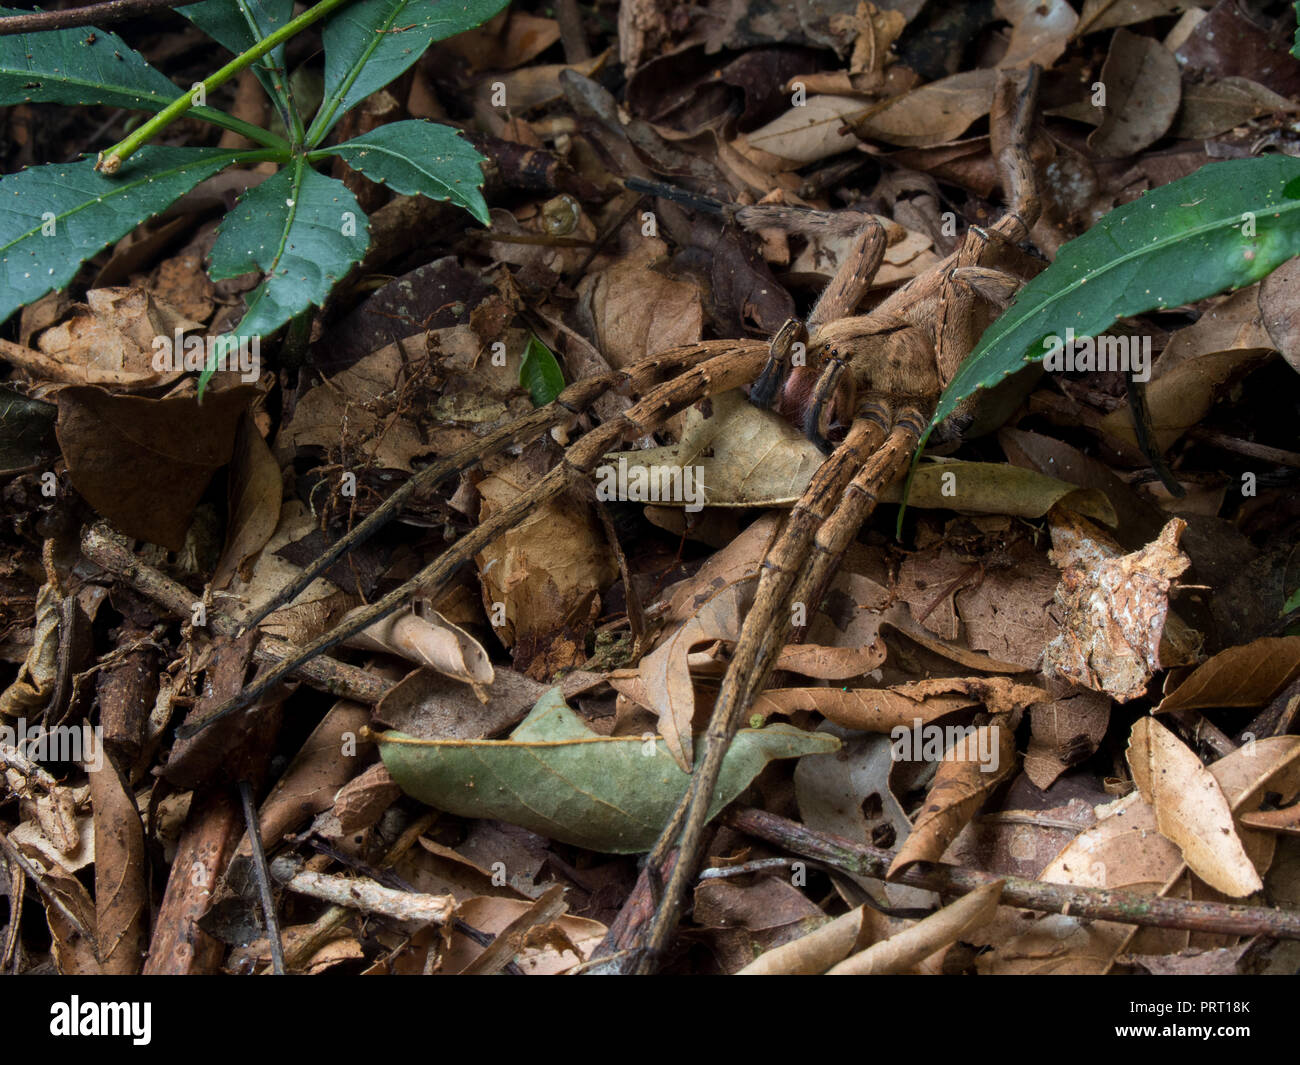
left=177, top=65, right=1045, bottom=972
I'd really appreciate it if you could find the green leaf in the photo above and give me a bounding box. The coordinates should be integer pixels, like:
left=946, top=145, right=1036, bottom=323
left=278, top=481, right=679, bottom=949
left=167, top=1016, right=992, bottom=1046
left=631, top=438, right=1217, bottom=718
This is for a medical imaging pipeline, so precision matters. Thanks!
left=0, top=8, right=266, bottom=138
left=1285, top=585, right=1300, bottom=616
left=319, top=119, right=488, bottom=223
left=0, top=147, right=247, bottom=327
left=178, top=0, right=297, bottom=117
left=209, top=158, right=370, bottom=340
left=0, top=8, right=181, bottom=110
left=306, top=0, right=509, bottom=144
left=926, top=156, right=1300, bottom=440
left=1293, top=2, right=1299, bottom=60
left=519, top=333, right=565, bottom=406
left=376, top=687, right=839, bottom=853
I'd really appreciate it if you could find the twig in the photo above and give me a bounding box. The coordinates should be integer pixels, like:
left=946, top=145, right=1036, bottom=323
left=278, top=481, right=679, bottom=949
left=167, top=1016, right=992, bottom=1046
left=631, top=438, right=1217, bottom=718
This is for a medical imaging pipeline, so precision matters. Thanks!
left=238, top=780, right=286, bottom=975
left=79, top=523, right=391, bottom=706
left=270, top=857, right=455, bottom=925
left=0, top=0, right=193, bottom=34
left=726, top=807, right=1300, bottom=941
left=1187, top=427, right=1300, bottom=470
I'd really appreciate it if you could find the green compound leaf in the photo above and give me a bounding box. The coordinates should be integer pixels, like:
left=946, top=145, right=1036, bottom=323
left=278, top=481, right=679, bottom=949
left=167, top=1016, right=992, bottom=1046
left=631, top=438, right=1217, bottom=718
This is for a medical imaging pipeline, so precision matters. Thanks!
left=320, top=119, right=489, bottom=224
left=306, top=0, right=509, bottom=144
left=926, top=156, right=1300, bottom=443
left=519, top=333, right=565, bottom=406
left=178, top=0, right=297, bottom=117
left=376, top=687, right=839, bottom=853
left=209, top=158, right=370, bottom=343
left=0, top=147, right=248, bottom=327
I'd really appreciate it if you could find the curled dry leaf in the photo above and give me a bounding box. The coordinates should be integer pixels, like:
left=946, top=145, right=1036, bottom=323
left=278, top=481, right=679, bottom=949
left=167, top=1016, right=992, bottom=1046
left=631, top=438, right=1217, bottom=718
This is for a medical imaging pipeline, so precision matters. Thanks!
left=888, top=719, right=1018, bottom=877
left=440, top=895, right=606, bottom=975
left=1042, top=513, right=1191, bottom=702
left=344, top=601, right=494, bottom=688
left=1127, top=716, right=1261, bottom=897
left=979, top=736, right=1300, bottom=973
left=212, top=413, right=282, bottom=590
left=754, top=686, right=975, bottom=731
left=1024, top=684, right=1112, bottom=790
left=375, top=688, right=838, bottom=853
left=827, top=879, right=1004, bottom=974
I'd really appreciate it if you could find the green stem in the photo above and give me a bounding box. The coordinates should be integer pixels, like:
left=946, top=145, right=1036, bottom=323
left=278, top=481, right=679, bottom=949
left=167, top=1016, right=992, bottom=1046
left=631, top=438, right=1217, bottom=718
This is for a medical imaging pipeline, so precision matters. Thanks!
left=194, top=107, right=290, bottom=150
left=96, top=0, right=354, bottom=173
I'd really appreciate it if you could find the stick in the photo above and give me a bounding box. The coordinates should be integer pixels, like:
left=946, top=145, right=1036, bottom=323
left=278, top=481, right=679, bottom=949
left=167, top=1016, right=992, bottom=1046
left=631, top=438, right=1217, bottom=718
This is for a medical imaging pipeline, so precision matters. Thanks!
left=270, top=857, right=455, bottom=926
left=727, top=807, right=1300, bottom=941
left=238, top=780, right=286, bottom=976
left=0, top=0, right=194, bottom=34
left=79, top=523, right=391, bottom=706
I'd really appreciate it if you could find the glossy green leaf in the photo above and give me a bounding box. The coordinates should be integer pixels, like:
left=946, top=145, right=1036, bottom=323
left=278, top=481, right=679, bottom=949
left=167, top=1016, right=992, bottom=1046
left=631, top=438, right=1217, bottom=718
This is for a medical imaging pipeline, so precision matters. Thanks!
left=376, top=687, right=840, bottom=853
left=0, top=147, right=248, bottom=327
left=306, top=0, right=509, bottom=143
left=519, top=333, right=565, bottom=406
left=208, top=158, right=370, bottom=344
left=320, top=119, right=489, bottom=223
left=926, top=156, right=1300, bottom=442
left=0, top=8, right=270, bottom=138
left=178, top=0, right=296, bottom=117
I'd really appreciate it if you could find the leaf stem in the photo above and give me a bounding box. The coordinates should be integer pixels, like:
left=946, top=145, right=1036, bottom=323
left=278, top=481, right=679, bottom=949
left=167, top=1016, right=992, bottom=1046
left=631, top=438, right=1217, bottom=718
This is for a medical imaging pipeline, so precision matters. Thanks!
left=95, top=0, right=354, bottom=173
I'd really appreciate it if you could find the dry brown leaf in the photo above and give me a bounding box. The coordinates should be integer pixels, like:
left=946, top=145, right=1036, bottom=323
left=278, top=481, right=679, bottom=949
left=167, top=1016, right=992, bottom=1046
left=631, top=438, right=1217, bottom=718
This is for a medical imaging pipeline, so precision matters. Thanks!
left=888, top=720, right=1018, bottom=877
left=1087, top=29, right=1181, bottom=157
left=1171, top=76, right=1300, bottom=138
left=1155, top=636, right=1300, bottom=714
left=852, top=69, right=996, bottom=148
left=439, top=895, right=605, bottom=974
left=213, top=413, right=282, bottom=590
left=576, top=238, right=703, bottom=369
left=476, top=466, right=616, bottom=679
left=55, top=385, right=258, bottom=551
left=754, top=686, right=975, bottom=731
left=996, top=0, right=1078, bottom=69
left=1042, top=513, right=1191, bottom=701
left=1128, top=716, right=1262, bottom=896
left=1024, top=684, right=1112, bottom=789
left=737, top=905, right=871, bottom=975
left=738, top=95, right=866, bottom=167
left=89, top=759, right=146, bottom=974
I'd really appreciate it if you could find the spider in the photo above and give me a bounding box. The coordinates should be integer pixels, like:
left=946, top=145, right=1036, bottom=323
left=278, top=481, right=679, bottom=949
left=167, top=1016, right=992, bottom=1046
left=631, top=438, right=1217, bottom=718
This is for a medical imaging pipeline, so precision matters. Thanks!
left=177, top=66, right=1045, bottom=971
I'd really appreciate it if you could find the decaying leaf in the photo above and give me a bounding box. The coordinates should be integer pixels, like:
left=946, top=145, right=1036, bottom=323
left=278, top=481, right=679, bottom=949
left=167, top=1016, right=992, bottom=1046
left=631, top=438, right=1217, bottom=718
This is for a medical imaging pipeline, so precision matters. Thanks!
left=345, top=601, right=494, bottom=688
left=376, top=688, right=838, bottom=852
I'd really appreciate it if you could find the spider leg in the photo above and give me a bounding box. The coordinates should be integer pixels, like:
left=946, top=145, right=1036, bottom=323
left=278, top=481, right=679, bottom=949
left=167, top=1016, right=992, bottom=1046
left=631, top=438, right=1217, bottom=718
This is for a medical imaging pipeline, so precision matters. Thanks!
left=632, top=400, right=923, bottom=970
left=180, top=339, right=770, bottom=738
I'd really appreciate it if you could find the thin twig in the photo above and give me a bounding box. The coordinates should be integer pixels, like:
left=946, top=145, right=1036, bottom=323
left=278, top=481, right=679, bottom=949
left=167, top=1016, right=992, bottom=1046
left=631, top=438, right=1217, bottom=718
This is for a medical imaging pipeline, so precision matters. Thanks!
left=0, top=0, right=193, bottom=34
left=0, top=829, right=98, bottom=950
left=727, top=807, right=1300, bottom=941
left=238, top=780, right=286, bottom=975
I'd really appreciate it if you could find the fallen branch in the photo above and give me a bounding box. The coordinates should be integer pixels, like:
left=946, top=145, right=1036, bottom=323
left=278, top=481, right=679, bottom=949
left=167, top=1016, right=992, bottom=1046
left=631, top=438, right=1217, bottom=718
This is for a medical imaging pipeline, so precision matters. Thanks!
left=725, top=807, right=1300, bottom=942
